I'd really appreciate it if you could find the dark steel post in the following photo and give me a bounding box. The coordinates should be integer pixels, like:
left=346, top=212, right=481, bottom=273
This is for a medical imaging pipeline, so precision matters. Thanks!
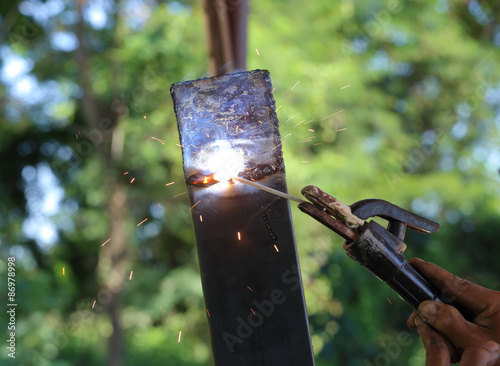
left=171, top=70, right=315, bottom=365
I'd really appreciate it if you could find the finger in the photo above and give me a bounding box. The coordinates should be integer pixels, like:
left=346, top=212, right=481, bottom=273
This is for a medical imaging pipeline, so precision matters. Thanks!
left=408, top=310, right=418, bottom=330
left=460, top=341, right=500, bottom=366
left=410, top=311, right=461, bottom=362
left=410, top=258, right=492, bottom=315
left=418, top=300, right=489, bottom=350
left=415, top=316, right=450, bottom=366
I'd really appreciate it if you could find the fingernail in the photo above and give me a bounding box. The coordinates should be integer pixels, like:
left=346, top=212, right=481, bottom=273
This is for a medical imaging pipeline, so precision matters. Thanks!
left=418, top=302, right=438, bottom=322
left=485, top=341, right=500, bottom=353
left=414, top=316, right=424, bottom=328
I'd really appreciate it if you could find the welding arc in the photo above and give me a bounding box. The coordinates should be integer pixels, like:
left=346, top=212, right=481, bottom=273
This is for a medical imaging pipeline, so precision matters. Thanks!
left=231, top=176, right=306, bottom=204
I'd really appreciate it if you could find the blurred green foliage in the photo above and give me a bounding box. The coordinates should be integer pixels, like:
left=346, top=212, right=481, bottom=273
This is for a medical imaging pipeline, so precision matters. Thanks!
left=1, top=0, right=500, bottom=365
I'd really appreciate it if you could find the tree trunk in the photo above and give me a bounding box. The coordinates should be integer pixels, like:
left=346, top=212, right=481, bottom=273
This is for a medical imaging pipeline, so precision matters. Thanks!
left=75, top=1, right=127, bottom=365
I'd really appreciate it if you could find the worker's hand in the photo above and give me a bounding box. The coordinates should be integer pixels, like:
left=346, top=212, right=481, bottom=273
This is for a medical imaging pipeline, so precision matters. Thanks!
left=407, top=258, right=500, bottom=365
left=414, top=315, right=500, bottom=365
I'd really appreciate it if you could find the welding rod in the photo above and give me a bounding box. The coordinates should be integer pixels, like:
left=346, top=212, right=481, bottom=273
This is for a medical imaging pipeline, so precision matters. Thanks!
left=231, top=176, right=306, bottom=204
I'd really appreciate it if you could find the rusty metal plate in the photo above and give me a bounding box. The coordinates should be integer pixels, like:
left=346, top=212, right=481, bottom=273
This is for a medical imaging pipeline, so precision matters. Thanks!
left=171, top=70, right=314, bottom=366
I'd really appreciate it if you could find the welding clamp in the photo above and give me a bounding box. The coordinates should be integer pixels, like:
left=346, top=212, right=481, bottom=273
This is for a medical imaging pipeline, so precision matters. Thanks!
left=298, top=186, right=466, bottom=313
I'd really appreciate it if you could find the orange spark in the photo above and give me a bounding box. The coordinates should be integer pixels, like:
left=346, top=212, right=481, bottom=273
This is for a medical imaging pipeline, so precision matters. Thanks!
left=322, top=110, right=345, bottom=120
left=308, top=129, right=314, bottom=132
left=92, top=300, right=96, bottom=309
left=165, top=181, right=175, bottom=187
left=130, top=178, right=135, bottom=183
left=199, top=215, right=203, bottom=222
left=247, top=286, right=253, bottom=291
left=157, top=202, right=161, bottom=208
left=176, top=144, right=187, bottom=149
left=124, top=171, right=129, bottom=175
left=290, top=80, right=300, bottom=91
left=137, top=218, right=148, bottom=227
left=387, top=298, right=392, bottom=304
left=129, top=271, right=133, bottom=280
left=274, top=244, right=279, bottom=252
left=190, top=200, right=201, bottom=210
left=151, top=136, right=166, bottom=145
left=206, top=309, right=211, bottom=318
left=62, top=267, right=65, bottom=275
left=172, top=192, right=186, bottom=198
left=251, top=309, right=256, bottom=315
left=237, top=232, right=241, bottom=241
left=101, top=238, right=111, bottom=247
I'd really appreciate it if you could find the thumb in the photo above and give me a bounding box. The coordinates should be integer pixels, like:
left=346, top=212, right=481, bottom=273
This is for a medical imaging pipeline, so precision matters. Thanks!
left=418, top=300, right=488, bottom=350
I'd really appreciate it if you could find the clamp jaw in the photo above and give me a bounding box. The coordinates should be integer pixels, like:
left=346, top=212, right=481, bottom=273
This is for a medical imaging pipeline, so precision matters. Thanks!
left=298, top=186, right=445, bottom=311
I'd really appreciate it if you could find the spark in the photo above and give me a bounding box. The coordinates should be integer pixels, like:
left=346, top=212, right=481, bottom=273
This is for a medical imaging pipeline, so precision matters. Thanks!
left=258, top=120, right=263, bottom=124
left=237, top=232, right=241, bottom=240
left=294, top=120, right=305, bottom=128
left=336, top=128, right=347, bottom=132
left=165, top=181, right=175, bottom=187
left=75, top=134, right=78, bottom=139
left=314, top=143, right=324, bottom=146
left=387, top=298, right=392, bottom=304
left=341, top=84, right=351, bottom=89
left=285, top=116, right=294, bottom=123
left=271, top=140, right=287, bottom=150
left=274, top=244, right=279, bottom=252
left=206, top=133, right=210, bottom=138
left=199, top=215, right=203, bottom=222
left=276, top=105, right=282, bottom=112
left=299, top=136, right=315, bottom=143
left=124, top=172, right=129, bottom=175
left=172, top=192, right=186, bottom=198
left=62, top=267, right=65, bottom=275
left=160, top=305, right=162, bottom=311
left=206, top=309, right=211, bottom=318
left=92, top=300, right=96, bottom=309
left=290, top=80, right=300, bottom=91
left=304, top=119, right=314, bottom=125
left=151, top=136, right=166, bottom=145
left=251, top=308, right=256, bottom=315
left=101, top=238, right=111, bottom=246
left=157, top=202, right=161, bottom=208
left=190, top=200, right=201, bottom=210
left=176, top=144, right=187, bottom=149
left=271, top=87, right=276, bottom=93
left=144, top=115, right=147, bottom=119
left=247, top=286, right=253, bottom=291
left=178, top=331, right=182, bottom=343
left=301, top=161, right=310, bottom=163
left=308, top=129, right=314, bottom=132
left=129, top=271, right=133, bottom=280
left=137, top=218, right=148, bottom=227
left=322, top=110, right=345, bottom=120
left=130, top=178, right=135, bottom=183
left=283, top=133, right=292, bottom=139
left=255, top=48, right=260, bottom=55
